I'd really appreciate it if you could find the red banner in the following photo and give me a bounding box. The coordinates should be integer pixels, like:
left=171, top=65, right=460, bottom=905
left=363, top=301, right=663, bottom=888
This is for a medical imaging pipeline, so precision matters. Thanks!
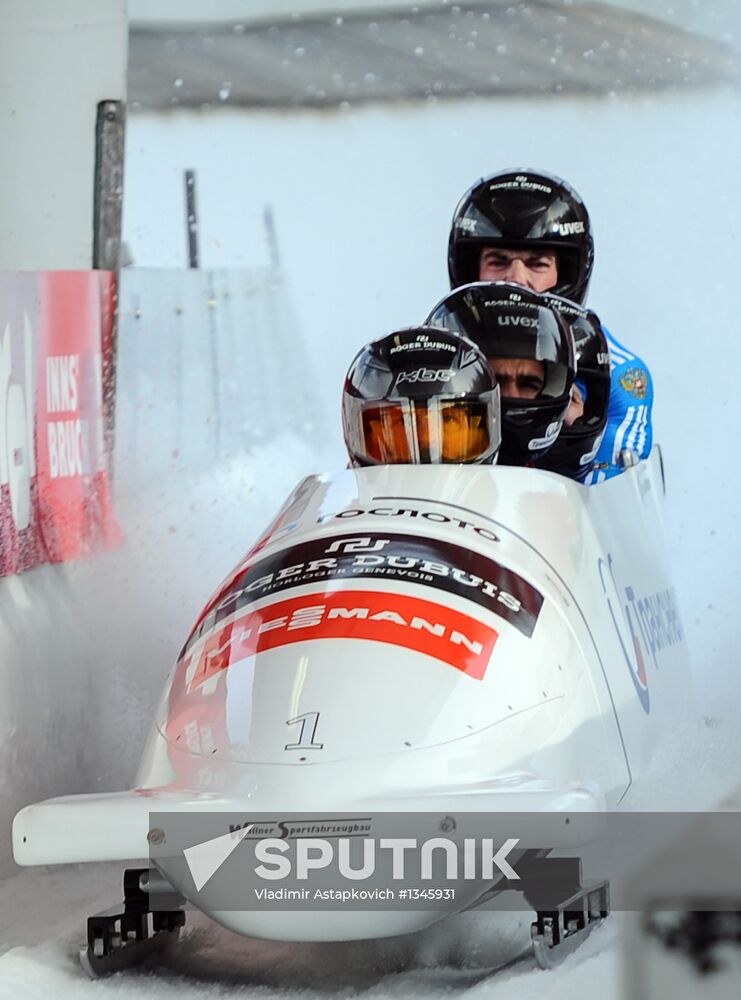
left=0, top=271, right=120, bottom=577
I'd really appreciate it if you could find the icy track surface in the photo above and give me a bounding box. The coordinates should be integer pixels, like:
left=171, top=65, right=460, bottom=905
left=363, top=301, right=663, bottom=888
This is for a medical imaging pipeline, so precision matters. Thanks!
left=0, top=867, right=619, bottom=999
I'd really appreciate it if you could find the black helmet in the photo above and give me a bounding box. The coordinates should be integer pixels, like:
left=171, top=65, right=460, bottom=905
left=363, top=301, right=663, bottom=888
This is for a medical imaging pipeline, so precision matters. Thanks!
left=448, top=169, right=594, bottom=303
left=342, top=327, right=500, bottom=466
left=535, top=294, right=611, bottom=482
left=425, top=282, right=576, bottom=466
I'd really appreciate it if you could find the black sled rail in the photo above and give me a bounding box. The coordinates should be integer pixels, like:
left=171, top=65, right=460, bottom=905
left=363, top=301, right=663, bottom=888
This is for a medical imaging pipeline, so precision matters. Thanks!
left=80, top=868, right=186, bottom=979
left=80, top=857, right=609, bottom=978
left=466, top=854, right=610, bottom=971
left=520, top=856, right=610, bottom=969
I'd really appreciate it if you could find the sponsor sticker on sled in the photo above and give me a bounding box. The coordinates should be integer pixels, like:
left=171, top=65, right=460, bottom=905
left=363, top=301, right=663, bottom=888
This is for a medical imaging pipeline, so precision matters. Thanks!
left=186, top=531, right=542, bottom=654
left=599, top=555, right=650, bottom=712
left=184, top=589, right=499, bottom=691
left=599, top=554, right=684, bottom=714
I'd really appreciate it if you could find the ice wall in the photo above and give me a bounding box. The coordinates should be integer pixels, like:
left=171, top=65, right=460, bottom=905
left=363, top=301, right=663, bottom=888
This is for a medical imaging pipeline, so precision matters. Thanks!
left=0, top=568, right=103, bottom=876
left=0, top=266, right=334, bottom=878
left=114, top=267, right=324, bottom=483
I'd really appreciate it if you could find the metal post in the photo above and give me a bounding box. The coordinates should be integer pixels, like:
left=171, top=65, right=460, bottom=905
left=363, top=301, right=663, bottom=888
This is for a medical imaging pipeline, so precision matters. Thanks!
left=92, top=100, right=126, bottom=271
left=185, top=169, right=199, bottom=268
left=93, top=99, right=126, bottom=476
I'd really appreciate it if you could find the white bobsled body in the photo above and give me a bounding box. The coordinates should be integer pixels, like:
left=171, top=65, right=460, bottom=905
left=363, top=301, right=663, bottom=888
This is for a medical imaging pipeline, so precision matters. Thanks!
left=13, top=454, right=691, bottom=942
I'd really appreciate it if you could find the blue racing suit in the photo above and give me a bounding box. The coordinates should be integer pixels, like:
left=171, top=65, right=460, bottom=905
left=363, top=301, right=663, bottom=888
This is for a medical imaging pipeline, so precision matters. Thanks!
left=583, top=327, right=653, bottom=485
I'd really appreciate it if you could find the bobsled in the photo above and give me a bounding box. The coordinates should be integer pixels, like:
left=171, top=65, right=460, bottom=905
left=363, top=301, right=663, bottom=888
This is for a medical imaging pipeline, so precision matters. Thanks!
left=13, top=451, right=691, bottom=975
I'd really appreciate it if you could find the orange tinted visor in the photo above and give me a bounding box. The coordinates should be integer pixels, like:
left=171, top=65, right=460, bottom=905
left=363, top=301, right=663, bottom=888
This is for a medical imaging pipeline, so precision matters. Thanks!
left=359, top=399, right=494, bottom=464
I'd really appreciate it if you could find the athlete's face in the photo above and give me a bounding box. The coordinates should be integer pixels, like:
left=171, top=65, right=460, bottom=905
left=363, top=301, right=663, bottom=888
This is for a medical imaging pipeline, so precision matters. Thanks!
left=479, top=247, right=558, bottom=292
left=491, top=358, right=546, bottom=400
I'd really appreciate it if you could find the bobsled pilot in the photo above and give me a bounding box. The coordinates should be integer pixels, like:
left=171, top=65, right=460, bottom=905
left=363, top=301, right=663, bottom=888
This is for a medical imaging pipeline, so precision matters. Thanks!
left=447, top=169, right=653, bottom=482
left=342, top=327, right=501, bottom=466
left=425, top=283, right=596, bottom=474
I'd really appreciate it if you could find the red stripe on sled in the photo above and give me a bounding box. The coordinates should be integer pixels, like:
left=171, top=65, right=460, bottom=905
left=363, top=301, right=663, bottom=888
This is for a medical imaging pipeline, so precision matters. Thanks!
left=185, top=589, right=498, bottom=690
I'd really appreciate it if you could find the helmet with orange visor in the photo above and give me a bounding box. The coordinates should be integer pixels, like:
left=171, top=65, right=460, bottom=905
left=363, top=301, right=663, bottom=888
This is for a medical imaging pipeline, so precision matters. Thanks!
left=342, top=327, right=500, bottom=467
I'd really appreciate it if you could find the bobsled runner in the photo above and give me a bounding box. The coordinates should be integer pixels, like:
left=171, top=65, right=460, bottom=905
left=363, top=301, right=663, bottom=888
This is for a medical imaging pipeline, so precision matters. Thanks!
left=13, top=452, right=690, bottom=976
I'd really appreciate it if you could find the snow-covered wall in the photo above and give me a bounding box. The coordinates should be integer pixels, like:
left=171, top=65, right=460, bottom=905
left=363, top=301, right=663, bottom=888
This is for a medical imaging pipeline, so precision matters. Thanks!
left=114, top=266, right=324, bottom=484
left=0, top=263, right=327, bottom=877
left=0, top=567, right=108, bottom=876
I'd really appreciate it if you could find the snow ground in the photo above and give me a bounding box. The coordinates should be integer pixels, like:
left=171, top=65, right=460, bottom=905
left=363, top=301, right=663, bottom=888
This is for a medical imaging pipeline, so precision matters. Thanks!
left=0, top=862, right=620, bottom=999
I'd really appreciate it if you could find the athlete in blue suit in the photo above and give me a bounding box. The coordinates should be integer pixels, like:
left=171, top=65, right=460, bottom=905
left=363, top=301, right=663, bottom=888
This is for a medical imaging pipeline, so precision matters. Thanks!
left=447, top=169, right=653, bottom=483
left=584, top=328, right=652, bottom=483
